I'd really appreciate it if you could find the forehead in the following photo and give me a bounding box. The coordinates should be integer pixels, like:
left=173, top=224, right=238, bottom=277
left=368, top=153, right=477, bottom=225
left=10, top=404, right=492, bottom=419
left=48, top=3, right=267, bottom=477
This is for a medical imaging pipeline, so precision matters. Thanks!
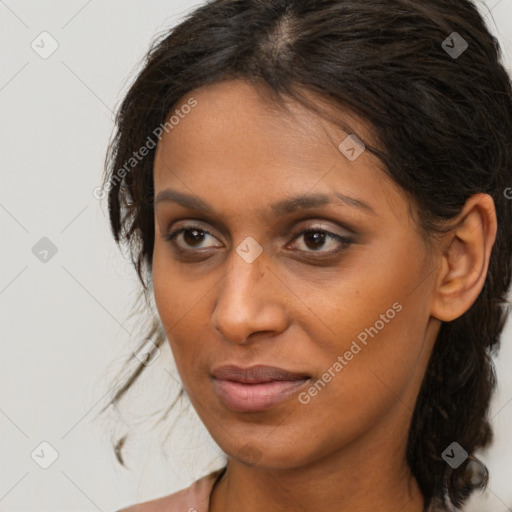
left=153, top=79, right=410, bottom=222
left=156, top=78, right=375, bottom=165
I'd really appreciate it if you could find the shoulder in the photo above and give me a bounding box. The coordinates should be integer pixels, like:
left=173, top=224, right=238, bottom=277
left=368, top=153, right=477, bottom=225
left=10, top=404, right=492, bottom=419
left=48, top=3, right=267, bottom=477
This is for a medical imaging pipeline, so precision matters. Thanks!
left=116, top=467, right=226, bottom=512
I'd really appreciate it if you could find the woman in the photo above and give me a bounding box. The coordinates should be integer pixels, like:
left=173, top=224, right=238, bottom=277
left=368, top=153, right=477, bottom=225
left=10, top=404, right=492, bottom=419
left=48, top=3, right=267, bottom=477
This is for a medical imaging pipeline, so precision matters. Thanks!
left=101, top=0, right=512, bottom=511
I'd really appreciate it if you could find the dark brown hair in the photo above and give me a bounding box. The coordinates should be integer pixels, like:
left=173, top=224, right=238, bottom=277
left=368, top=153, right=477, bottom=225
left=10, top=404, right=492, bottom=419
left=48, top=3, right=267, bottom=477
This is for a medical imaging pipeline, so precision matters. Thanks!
left=99, top=1, right=512, bottom=510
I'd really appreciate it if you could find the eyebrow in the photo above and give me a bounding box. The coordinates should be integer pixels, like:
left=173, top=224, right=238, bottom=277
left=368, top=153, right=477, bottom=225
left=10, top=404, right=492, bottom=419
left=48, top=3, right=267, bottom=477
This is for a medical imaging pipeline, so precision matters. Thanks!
left=154, top=188, right=376, bottom=217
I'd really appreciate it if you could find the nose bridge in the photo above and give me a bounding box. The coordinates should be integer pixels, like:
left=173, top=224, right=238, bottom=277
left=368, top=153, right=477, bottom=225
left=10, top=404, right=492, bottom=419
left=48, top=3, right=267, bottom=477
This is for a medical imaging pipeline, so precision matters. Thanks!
left=212, top=246, right=286, bottom=343
left=218, top=248, right=267, bottom=317
left=230, top=254, right=264, bottom=299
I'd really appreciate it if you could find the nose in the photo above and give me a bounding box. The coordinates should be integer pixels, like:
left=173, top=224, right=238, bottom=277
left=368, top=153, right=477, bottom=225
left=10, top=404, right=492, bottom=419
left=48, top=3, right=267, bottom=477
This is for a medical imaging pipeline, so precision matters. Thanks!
left=211, top=248, right=288, bottom=344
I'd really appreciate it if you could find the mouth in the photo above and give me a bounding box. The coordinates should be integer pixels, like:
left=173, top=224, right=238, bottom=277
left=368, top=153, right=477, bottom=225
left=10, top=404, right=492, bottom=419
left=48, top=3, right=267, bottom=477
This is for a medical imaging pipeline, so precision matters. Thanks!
left=211, top=364, right=311, bottom=412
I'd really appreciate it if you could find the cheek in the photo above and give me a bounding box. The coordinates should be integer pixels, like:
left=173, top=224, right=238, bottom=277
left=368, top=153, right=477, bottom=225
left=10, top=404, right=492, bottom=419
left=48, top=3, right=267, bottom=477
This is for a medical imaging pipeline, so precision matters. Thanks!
left=152, top=239, right=206, bottom=328
left=152, top=250, right=208, bottom=381
left=290, top=231, right=429, bottom=356
left=152, top=251, right=179, bottom=329
left=286, top=298, right=429, bottom=466
left=294, top=239, right=432, bottom=409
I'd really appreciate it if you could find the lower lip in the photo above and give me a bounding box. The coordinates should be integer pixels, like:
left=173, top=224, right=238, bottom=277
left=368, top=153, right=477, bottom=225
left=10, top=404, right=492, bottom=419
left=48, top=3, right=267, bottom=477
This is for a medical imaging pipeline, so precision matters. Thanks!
left=212, top=378, right=310, bottom=412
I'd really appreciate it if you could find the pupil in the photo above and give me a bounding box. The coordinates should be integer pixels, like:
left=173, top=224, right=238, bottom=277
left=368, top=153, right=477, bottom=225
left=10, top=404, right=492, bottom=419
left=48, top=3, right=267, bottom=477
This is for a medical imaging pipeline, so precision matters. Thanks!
left=305, top=232, right=325, bottom=250
left=184, top=229, right=204, bottom=246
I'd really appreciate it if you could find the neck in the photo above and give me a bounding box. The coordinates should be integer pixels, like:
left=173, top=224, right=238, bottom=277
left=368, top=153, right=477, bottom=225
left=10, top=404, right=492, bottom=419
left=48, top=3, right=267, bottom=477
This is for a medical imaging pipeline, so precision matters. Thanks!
left=210, top=430, right=425, bottom=512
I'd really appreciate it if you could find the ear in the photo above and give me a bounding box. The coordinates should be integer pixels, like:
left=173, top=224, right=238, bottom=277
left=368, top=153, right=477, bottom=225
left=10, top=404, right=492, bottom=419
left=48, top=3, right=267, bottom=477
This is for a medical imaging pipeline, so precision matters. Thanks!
left=430, top=193, right=497, bottom=322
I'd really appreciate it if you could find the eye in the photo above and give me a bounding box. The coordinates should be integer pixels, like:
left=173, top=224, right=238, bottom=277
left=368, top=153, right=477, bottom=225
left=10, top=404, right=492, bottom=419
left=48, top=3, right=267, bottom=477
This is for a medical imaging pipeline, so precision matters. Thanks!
left=162, top=223, right=353, bottom=257
left=164, top=225, right=221, bottom=251
left=288, top=227, right=353, bottom=255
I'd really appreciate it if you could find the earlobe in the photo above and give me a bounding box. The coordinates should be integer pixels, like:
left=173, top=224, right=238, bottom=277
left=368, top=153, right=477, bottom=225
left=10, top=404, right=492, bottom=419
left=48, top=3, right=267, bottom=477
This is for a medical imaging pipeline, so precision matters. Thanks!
left=431, top=193, right=497, bottom=323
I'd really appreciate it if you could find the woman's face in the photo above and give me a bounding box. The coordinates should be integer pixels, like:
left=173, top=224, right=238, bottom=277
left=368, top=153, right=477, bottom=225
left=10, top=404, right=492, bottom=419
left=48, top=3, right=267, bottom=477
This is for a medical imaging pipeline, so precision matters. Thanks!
left=152, top=79, right=442, bottom=470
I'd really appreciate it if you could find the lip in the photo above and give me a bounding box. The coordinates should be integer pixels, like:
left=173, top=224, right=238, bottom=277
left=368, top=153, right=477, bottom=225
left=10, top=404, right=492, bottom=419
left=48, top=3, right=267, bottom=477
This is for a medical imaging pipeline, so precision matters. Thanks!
left=211, top=364, right=311, bottom=412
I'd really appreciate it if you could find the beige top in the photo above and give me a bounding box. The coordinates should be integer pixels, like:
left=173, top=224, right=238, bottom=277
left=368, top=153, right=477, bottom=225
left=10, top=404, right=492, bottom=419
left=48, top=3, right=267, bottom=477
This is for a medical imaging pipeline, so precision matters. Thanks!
left=117, top=467, right=227, bottom=512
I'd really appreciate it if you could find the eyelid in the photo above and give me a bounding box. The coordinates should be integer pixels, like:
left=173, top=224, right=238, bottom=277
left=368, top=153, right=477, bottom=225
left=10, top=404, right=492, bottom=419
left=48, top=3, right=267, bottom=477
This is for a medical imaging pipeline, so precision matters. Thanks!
left=286, top=226, right=353, bottom=254
left=288, top=220, right=353, bottom=237
left=166, top=224, right=222, bottom=247
left=166, top=218, right=352, bottom=242
left=158, top=206, right=361, bottom=237
left=162, top=214, right=230, bottom=243
left=165, top=220, right=354, bottom=258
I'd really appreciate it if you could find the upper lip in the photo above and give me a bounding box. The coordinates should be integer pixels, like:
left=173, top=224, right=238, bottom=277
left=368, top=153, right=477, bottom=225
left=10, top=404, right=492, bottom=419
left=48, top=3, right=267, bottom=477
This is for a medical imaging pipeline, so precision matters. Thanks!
left=211, top=364, right=310, bottom=384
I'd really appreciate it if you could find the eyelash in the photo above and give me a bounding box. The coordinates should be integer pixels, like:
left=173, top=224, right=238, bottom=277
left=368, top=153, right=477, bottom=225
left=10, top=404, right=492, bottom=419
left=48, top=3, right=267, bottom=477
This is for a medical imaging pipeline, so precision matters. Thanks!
left=163, top=224, right=353, bottom=258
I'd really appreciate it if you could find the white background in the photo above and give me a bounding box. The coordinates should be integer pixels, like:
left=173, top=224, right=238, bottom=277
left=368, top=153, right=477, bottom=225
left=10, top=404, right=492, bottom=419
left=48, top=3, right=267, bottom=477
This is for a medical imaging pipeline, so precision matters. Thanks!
left=1, top=1, right=511, bottom=511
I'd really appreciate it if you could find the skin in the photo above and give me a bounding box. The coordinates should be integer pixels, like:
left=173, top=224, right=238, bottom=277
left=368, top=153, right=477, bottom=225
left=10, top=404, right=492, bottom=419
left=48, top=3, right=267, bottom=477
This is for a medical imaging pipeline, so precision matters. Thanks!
left=148, top=79, right=497, bottom=512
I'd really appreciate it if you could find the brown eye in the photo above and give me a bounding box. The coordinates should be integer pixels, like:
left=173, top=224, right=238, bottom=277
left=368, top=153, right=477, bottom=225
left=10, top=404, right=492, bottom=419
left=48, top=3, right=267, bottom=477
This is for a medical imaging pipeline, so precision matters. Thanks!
left=165, top=226, right=221, bottom=250
left=289, top=228, right=353, bottom=255
left=182, top=228, right=207, bottom=247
